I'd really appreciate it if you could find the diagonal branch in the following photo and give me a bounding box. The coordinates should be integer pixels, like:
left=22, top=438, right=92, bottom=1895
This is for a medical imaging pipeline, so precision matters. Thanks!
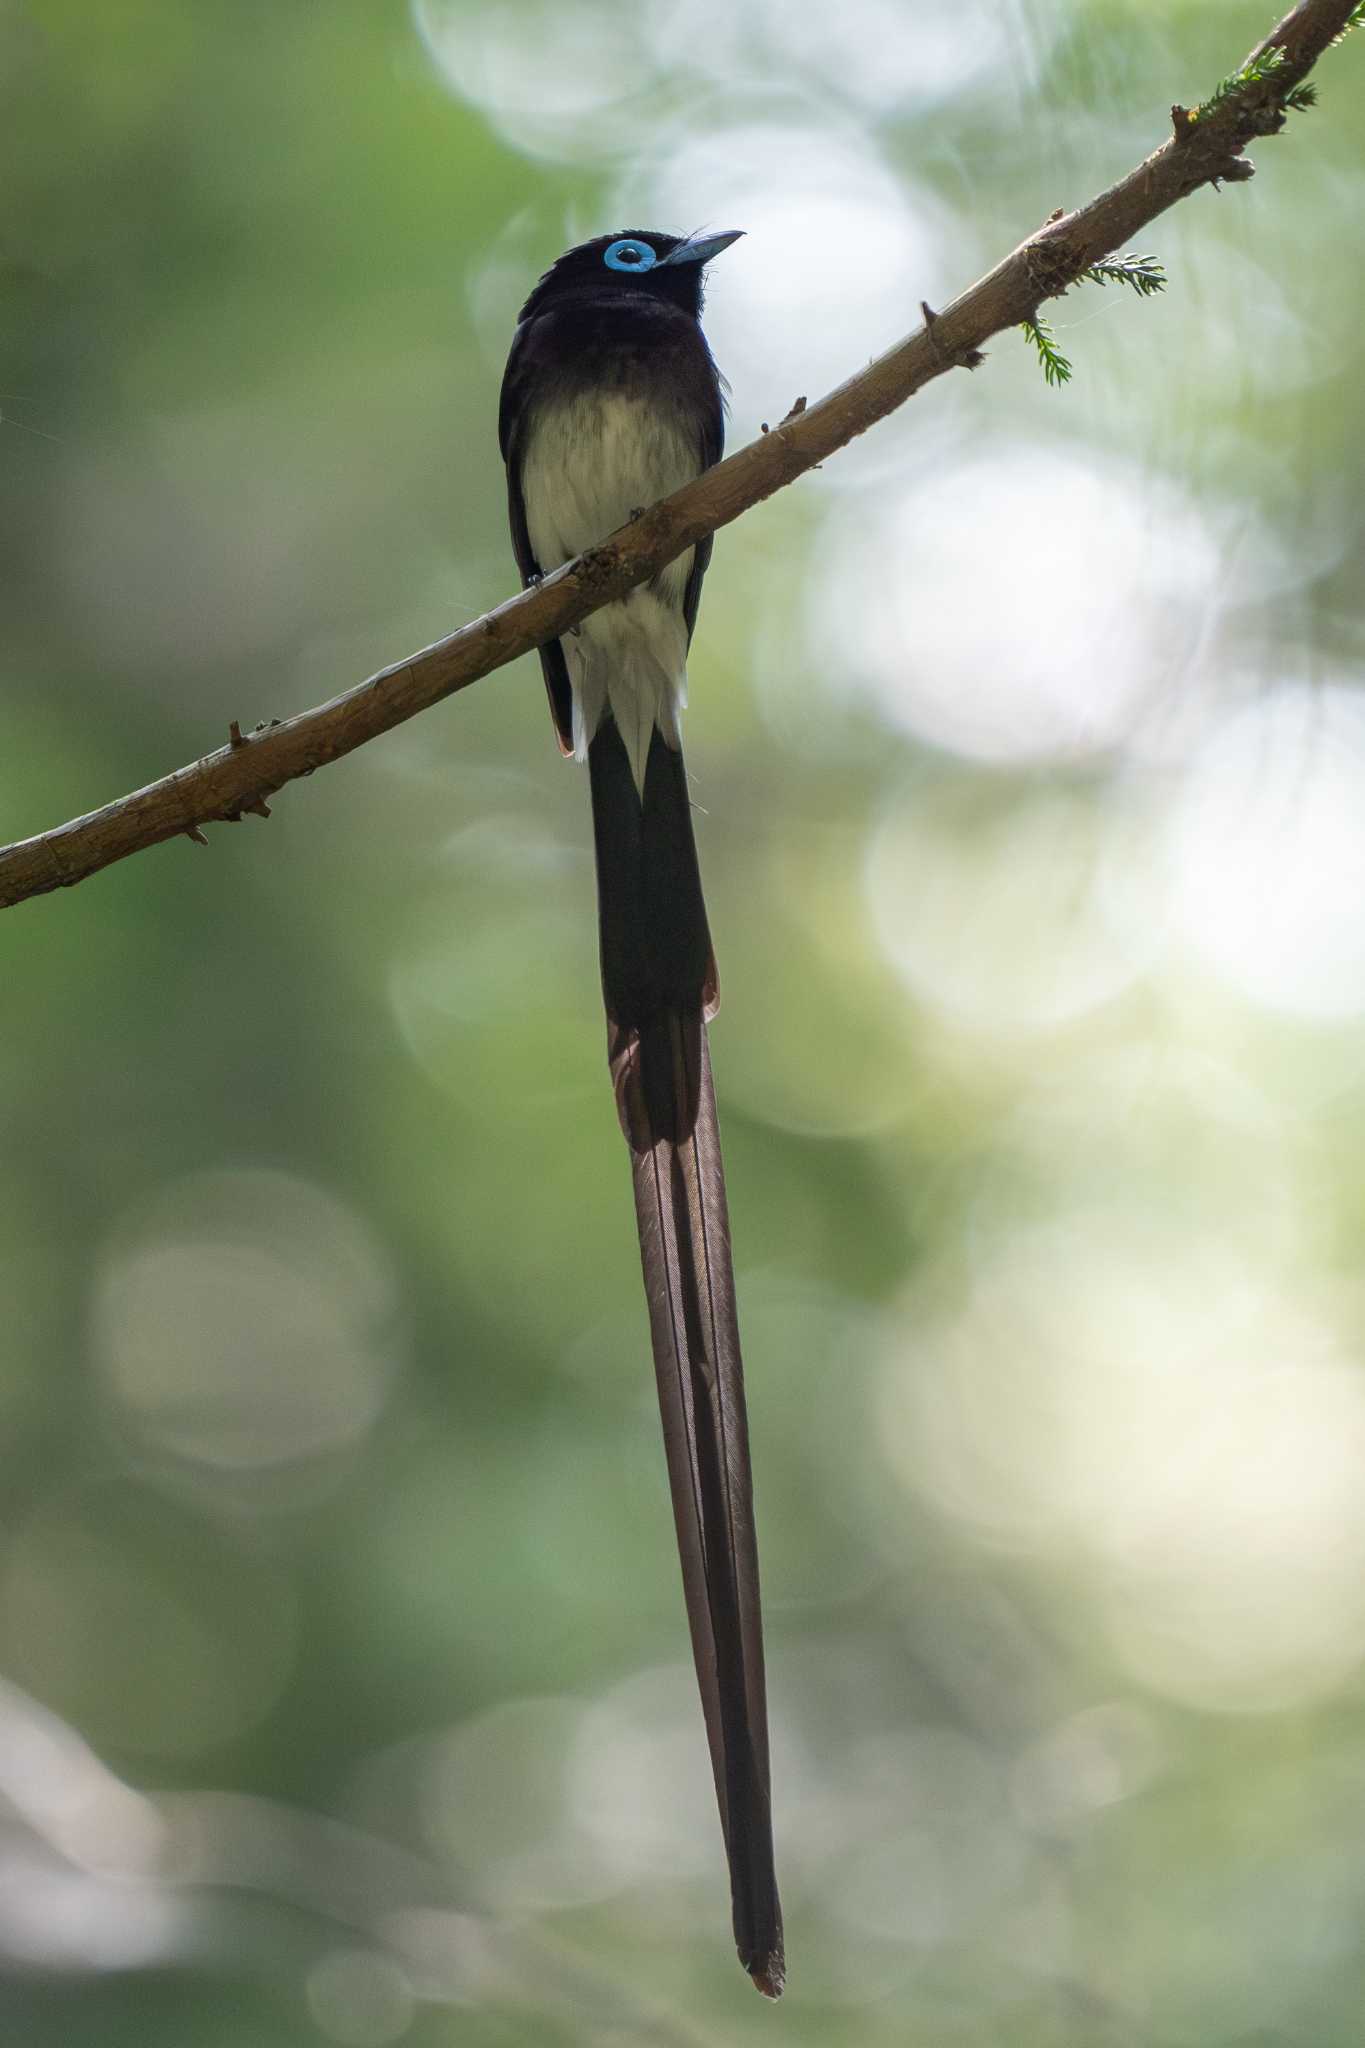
left=1, top=0, right=1357, bottom=912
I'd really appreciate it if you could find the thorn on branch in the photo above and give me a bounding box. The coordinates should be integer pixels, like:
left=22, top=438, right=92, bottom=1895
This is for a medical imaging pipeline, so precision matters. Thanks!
left=228, top=719, right=247, bottom=748
left=223, top=792, right=275, bottom=822
left=1171, top=103, right=1195, bottom=141
left=763, top=396, right=809, bottom=433
left=184, top=825, right=209, bottom=846
left=922, top=303, right=984, bottom=372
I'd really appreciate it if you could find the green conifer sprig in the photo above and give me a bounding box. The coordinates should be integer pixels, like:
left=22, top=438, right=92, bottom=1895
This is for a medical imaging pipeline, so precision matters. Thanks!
left=1016, top=5, right=1362, bottom=393
left=1020, top=254, right=1165, bottom=386
left=1194, top=43, right=1289, bottom=120
left=1193, top=13, right=1360, bottom=123
left=1021, top=316, right=1072, bottom=387
left=1080, top=253, right=1167, bottom=296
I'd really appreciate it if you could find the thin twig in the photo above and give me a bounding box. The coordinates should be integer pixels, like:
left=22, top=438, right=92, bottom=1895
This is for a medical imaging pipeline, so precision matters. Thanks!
left=0, top=0, right=1356, bottom=912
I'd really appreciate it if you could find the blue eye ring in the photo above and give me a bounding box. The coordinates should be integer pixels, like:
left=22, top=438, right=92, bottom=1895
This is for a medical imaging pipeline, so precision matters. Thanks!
left=603, top=238, right=657, bottom=274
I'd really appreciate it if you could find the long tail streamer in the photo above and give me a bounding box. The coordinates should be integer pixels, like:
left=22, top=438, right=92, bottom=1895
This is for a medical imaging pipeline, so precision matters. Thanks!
left=589, top=716, right=783, bottom=1998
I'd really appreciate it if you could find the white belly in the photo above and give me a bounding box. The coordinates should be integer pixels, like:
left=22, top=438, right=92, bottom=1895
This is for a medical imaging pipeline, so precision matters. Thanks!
left=521, top=390, right=700, bottom=793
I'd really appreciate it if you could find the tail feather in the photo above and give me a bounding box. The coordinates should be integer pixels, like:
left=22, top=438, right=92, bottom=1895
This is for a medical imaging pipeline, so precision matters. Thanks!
left=589, top=717, right=784, bottom=1998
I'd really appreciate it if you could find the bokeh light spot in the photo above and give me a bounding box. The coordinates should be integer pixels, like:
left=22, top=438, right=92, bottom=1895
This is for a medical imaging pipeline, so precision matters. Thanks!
left=93, top=1170, right=402, bottom=1488
left=307, top=1949, right=415, bottom=2048
left=1173, top=681, right=1365, bottom=1018
left=2, top=1482, right=297, bottom=1758
left=817, top=448, right=1236, bottom=765
left=866, top=776, right=1167, bottom=1034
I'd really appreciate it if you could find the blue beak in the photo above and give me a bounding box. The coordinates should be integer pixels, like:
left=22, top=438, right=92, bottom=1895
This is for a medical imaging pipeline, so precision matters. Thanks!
left=658, top=228, right=744, bottom=269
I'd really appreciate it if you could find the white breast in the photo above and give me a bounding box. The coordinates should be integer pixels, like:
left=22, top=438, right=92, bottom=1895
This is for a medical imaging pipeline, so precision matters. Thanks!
left=521, top=390, right=701, bottom=794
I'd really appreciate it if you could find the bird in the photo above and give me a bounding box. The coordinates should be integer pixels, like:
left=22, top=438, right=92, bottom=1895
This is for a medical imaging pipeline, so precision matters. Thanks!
left=499, top=229, right=783, bottom=1999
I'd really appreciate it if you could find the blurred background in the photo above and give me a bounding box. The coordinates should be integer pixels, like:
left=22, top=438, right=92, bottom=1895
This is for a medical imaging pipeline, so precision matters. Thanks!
left=3, top=0, right=1365, bottom=2042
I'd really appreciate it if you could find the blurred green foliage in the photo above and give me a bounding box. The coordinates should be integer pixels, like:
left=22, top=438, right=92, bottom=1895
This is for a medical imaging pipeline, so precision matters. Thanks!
left=3, top=1, right=1365, bottom=2043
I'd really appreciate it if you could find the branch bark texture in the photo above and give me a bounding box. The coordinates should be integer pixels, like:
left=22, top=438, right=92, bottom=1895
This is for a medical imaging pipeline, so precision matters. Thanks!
left=1, top=0, right=1356, bottom=911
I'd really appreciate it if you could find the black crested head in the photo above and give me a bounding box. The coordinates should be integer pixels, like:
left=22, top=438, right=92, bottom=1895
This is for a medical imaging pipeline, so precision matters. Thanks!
left=517, top=228, right=742, bottom=325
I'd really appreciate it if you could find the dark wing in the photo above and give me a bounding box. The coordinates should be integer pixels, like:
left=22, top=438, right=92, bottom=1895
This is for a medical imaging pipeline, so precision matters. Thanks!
left=499, top=317, right=575, bottom=754
left=681, top=348, right=726, bottom=649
